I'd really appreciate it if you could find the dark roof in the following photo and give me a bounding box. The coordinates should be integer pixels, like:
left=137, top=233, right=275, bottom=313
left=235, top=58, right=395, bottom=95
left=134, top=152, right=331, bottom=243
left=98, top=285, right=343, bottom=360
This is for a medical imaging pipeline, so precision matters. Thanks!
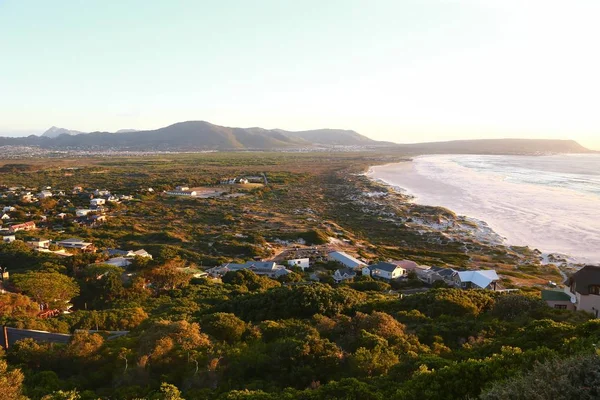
left=336, top=268, right=356, bottom=277
left=541, top=290, right=572, bottom=302
left=566, top=266, right=600, bottom=295
left=370, top=262, right=401, bottom=273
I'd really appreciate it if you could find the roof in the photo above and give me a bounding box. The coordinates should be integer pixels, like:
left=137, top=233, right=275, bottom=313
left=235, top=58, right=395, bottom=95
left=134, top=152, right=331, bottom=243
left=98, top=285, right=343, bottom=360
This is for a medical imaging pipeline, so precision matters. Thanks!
left=566, top=266, right=600, bottom=295
left=457, top=270, right=499, bottom=288
left=541, top=290, right=572, bottom=302
left=328, top=251, right=366, bottom=269
left=393, top=260, right=419, bottom=269
left=370, top=262, right=403, bottom=273
left=335, top=268, right=357, bottom=278
left=431, top=266, right=458, bottom=278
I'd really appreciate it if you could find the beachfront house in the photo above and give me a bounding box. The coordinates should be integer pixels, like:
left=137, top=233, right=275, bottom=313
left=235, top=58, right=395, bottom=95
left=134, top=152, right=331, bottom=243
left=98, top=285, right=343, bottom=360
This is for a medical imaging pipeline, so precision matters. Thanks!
left=564, top=266, right=600, bottom=317
left=328, top=251, right=366, bottom=270
left=541, top=289, right=575, bottom=310
left=452, top=270, right=500, bottom=290
left=57, top=238, right=94, bottom=251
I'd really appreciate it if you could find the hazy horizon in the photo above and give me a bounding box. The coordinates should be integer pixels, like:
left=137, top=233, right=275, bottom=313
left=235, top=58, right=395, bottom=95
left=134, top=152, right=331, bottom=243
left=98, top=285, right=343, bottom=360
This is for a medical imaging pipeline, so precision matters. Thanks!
left=1, top=0, right=599, bottom=150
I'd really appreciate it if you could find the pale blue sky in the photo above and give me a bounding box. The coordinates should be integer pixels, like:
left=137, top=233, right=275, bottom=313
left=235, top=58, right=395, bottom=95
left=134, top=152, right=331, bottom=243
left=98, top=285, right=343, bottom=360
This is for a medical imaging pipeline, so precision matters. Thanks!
left=1, top=0, right=599, bottom=149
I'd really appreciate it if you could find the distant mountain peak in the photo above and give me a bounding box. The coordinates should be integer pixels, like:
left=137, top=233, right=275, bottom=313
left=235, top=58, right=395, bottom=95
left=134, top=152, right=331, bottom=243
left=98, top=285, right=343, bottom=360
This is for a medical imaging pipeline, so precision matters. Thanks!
left=41, top=126, right=85, bottom=138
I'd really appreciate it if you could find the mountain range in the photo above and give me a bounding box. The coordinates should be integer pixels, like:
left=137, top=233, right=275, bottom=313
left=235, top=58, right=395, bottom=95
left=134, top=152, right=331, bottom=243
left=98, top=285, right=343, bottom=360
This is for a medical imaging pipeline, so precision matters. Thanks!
left=0, top=121, right=592, bottom=154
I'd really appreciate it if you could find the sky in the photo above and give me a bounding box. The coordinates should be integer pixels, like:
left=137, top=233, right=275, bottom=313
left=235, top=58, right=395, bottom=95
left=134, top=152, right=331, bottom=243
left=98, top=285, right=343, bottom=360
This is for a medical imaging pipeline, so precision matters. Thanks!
left=1, top=0, right=599, bottom=149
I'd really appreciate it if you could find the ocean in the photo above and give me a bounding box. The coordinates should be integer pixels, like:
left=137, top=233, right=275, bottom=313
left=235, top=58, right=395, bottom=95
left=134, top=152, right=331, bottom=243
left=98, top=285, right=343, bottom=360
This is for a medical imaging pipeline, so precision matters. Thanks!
left=368, top=154, right=600, bottom=264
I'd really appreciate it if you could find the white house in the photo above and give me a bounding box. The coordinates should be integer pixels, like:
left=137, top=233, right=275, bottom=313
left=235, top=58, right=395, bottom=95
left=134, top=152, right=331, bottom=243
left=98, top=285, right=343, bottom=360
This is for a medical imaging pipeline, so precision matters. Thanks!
left=76, top=209, right=93, bottom=217
left=0, top=214, right=10, bottom=220
left=328, top=251, right=367, bottom=270
left=453, top=270, right=499, bottom=290
left=27, top=238, right=50, bottom=249
left=2, top=235, right=16, bottom=243
left=363, top=262, right=406, bottom=280
left=333, top=268, right=357, bottom=283
left=38, top=190, right=53, bottom=199
left=57, top=238, right=94, bottom=251
left=90, top=198, right=105, bottom=206
left=104, top=257, right=132, bottom=268
left=286, top=258, right=310, bottom=270
left=94, top=189, right=110, bottom=196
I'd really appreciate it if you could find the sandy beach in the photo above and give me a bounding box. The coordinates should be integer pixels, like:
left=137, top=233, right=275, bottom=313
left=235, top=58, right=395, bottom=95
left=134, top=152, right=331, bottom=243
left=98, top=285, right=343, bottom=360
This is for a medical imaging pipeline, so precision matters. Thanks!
left=367, top=155, right=600, bottom=265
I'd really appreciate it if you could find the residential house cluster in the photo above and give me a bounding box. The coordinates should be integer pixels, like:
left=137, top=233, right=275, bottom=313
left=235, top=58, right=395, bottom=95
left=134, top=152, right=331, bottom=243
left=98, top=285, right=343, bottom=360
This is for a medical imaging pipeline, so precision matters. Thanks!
left=207, top=261, right=292, bottom=279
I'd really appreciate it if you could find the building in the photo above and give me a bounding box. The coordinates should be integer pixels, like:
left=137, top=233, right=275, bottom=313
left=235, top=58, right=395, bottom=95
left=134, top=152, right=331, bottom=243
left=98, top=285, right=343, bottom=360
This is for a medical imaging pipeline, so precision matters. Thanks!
left=2, top=206, right=15, bottom=213
left=2, top=235, right=16, bottom=243
left=38, top=190, right=53, bottom=199
left=1, top=214, right=10, bottom=220
left=103, top=257, right=132, bottom=268
left=453, top=270, right=500, bottom=290
left=565, top=266, right=600, bottom=317
left=106, top=248, right=153, bottom=259
left=175, top=186, right=190, bottom=191
left=209, top=261, right=290, bottom=278
left=9, top=221, right=36, bottom=233
left=90, top=198, right=105, bottom=206
left=541, top=290, right=575, bottom=310
left=333, top=268, right=357, bottom=283
left=286, top=258, right=310, bottom=270
left=76, top=209, right=94, bottom=217
left=165, top=190, right=197, bottom=196
left=27, top=238, right=50, bottom=249
left=328, top=251, right=367, bottom=270
left=94, top=189, right=110, bottom=197
left=363, top=262, right=406, bottom=280
left=56, top=238, right=94, bottom=251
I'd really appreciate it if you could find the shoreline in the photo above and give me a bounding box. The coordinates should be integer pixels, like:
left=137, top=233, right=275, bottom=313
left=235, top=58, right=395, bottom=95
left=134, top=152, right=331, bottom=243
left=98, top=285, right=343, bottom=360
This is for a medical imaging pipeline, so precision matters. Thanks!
left=365, top=158, right=598, bottom=267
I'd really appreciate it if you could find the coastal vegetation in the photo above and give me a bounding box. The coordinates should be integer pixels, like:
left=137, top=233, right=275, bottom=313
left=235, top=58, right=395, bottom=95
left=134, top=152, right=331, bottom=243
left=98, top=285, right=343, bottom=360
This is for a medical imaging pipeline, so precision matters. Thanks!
left=0, top=151, right=584, bottom=399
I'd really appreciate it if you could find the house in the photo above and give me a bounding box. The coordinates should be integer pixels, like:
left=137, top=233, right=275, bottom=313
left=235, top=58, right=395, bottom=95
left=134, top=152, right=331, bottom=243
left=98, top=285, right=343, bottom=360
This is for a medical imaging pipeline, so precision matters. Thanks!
left=453, top=270, right=500, bottom=290
left=175, top=186, right=189, bottom=191
left=76, top=209, right=93, bottom=217
left=363, top=262, right=406, bottom=280
left=73, top=186, right=83, bottom=193
left=56, top=238, right=94, bottom=251
left=2, top=206, right=15, bottom=213
left=132, top=249, right=152, bottom=259
left=333, top=268, right=357, bottom=283
left=541, top=289, right=575, bottom=310
left=106, top=248, right=153, bottom=259
left=328, top=251, right=367, bottom=270
left=106, top=196, right=119, bottom=203
left=565, top=265, right=600, bottom=317
left=90, top=198, right=105, bottom=206
left=21, top=193, right=34, bottom=202
left=9, top=221, right=36, bottom=233
left=56, top=213, right=68, bottom=219
left=2, top=235, right=16, bottom=243
left=416, top=266, right=444, bottom=284
left=286, top=258, right=310, bottom=270
left=27, top=238, right=50, bottom=249
left=103, top=257, right=132, bottom=268
left=38, top=190, right=53, bottom=199
left=209, top=261, right=290, bottom=278
left=94, top=189, right=110, bottom=197
left=165, top=190, right=197, bottom=196
left=393, top=260, right=419, bottom=272
left=0, top=214, right=10, bottom=220
left=238, top=178, right=249, bottom=184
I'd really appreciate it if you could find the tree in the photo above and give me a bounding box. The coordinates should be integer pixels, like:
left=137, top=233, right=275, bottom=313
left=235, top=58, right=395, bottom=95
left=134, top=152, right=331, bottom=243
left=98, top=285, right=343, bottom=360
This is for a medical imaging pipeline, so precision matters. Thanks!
left=0, top=293, right=40, bottom=317
left=144, top=259, right=191, bottom=293
left=0, top=359, right=26, bottom=400
left=12, top=271, right=79, bottom=310
left=202, top=312, right=247, bottom=343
